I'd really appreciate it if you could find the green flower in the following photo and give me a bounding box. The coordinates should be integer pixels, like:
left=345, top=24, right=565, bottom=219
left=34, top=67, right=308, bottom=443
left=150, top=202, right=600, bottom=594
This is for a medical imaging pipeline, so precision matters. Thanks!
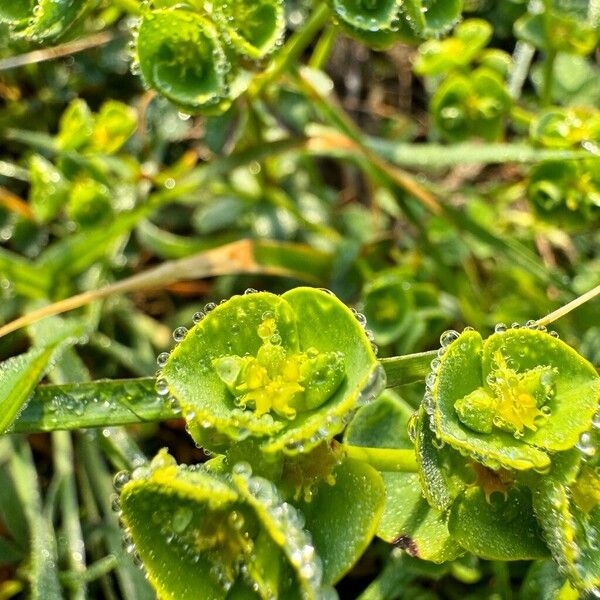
left=160, top=288, right=383, bottom=455
left=426, top=326, right=599, bottom=471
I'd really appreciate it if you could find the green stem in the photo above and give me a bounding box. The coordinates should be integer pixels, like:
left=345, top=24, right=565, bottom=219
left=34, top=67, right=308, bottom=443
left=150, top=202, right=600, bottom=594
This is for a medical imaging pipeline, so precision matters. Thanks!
left=250, top=2, right=330, bottom=97
left=309, top=24, right=337, bottom=70
left=380, top=350, right=437, bottom=387
left=343, top=444, right=419, bottom=472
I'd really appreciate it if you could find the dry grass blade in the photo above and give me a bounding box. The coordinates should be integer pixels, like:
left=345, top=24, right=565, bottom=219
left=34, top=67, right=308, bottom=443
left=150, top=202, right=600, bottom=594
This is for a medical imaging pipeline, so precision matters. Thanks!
left=0, top=239, right=293, bottom=339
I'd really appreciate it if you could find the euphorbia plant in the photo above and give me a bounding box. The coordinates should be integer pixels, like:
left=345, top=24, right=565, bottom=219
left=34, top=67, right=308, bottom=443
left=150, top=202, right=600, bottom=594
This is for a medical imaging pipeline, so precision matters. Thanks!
left=100, top=288, right=600, bottom=599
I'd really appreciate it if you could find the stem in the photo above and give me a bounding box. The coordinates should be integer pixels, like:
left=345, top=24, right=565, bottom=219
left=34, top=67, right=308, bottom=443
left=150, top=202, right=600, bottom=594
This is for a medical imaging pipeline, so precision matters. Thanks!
left=380, top=350, right=437, bottom=387
left=536, top=283, right=600, bottom=326
left=309, top=25, right=336, bottom=70
left=251, top=2, right=330, bottom=97
left=343, top=444, right=419, bottom=472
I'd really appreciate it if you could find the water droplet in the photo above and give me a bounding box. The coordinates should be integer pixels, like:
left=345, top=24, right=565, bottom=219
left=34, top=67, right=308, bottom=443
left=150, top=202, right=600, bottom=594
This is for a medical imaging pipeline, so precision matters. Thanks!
left=192, top=311, right=205, bottom=324
left=232, top=461, right=252, bottom=477
left=173, top=326, right=188, bottom=342
left=155, top=378, right=169, bottom=396
left=156, top=352, right=170, bottom=367
left=440, top=330, right=459, bottom=347
left=494, top=323, right=507, bottom=333
left=113, top=470, right=130, bottom=491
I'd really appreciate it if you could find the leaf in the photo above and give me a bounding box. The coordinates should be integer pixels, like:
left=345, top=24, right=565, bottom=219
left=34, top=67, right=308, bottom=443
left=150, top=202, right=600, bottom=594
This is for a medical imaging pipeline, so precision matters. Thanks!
left=9, top=377, right=178, bottom=433
left=300, top=458, right=385, bottom=584
left=211, top=0, right=285, bottom=60
left=120, top=451, right=330, bottom=599
left=401, top=0, right=463, bottom=37
left=0, top=346, right=58, bottom=434
left=90, top=101, right=138, bottom=154
left=431, top=329, right=551, bottom=471
left=161, top=288, right=380, bottom=456
left=330, top=0, right=400, bottom=32
left=362, top=271, right=412, bottom=345
left=345, top=392, right=463, bottom=563
left=448, top=486, right=549, bottom=560
left=136, top=8, right=232, bottom=114
left=12, top=0, right=90, bottom=41
left=119, top=452, right=237, bottom=600
left=532, top=451, right=600, bottom=595
left=0, top=0, right=32, bottom=24
left=29, top=155, right=70, bottom=223
left=57, top=99, right=94, bottom=152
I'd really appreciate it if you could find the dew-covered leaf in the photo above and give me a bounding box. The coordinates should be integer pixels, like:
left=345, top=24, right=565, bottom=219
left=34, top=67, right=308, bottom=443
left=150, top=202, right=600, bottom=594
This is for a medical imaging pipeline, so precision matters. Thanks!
left=162, top=288, right=379, bottom=456
left=29, top=155, right=70, bottom=223
left=211, top=0, right=285, bottom=60
left=401, top=0, right=463, bottom=37
left=532, top=450, right=600, bottom=596
left=136, top=8, right=232, bottom=114
left=481, top=328, right=600, bottom=452
left=13, top=0, right=90, bottom=41
left=448, top=486, right=549, bottom=560
left=330, top=0, right=400, bottom=32
left=345, top=392, right=462, bottom=563
left=432, top=329, right=551, bottom=471
left=300, top=458, right=385, bottom=584
left=120, top=452, right=240, bottom=600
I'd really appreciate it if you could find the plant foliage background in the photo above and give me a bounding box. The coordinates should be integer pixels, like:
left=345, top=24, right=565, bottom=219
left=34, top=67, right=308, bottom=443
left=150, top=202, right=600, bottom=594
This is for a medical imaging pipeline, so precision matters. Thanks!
left=0, top=0, right=599, bottom=598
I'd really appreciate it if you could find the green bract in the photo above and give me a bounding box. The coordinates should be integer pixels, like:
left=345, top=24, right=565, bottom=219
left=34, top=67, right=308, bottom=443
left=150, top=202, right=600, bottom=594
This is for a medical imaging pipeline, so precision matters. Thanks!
left=118, top=450, right=334, bottom=599
left=427, top=327, right=600, bottom=471
left=530, top=108, right=600, bottom=149
left=533, top=448, right=600, bottom=596
left=160, top=288, right=383, bottom=455
left=211, top=0, right=285, bottom=60
left=431, top=68, right=511, bottom=142
left=528, top=160, right=600, bottom=228
left=414, top=18, right=492, bottom=76
left=136, top=9, right=232, bottom=114
left=0, top=0, right=90, bottom=40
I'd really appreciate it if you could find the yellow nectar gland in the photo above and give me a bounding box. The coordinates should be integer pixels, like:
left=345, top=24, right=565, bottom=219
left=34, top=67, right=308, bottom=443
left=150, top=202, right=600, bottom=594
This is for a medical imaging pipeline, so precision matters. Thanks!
left=571, top=465, right=600, bottom=514
left=213, top=318, right=345, bottom=420
left=455, top=351, right=555, bottom=436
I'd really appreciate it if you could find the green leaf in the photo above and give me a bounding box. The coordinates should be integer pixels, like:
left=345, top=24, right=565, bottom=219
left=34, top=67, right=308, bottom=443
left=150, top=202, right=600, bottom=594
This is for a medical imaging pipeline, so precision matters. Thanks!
left=0, top=0, right=32, bottom=24
left=481, top=328, right=600, bottom=453
left=119, top=452, right=239, bottom=600
left=0, top=347, right=58, bottom=434
left=136, top=8, right=232, bottom=114
left=66, top=177, right=113, bottom=228
left=345, top=392, right=463, bottom=563
left=161, top=288, right=380, bottom=456
left=90, top=101, right=138, bottom=154
left=57, top=99, right=94, bottom=152
left=29, top=154, right=70, bottom=223
left=121, top=450, right=330, bottom=599
left=9, top=377, right=179, bottom=433
left=362, top=271, right=412, bottom=345
left=528, top=159, right=600, bottom=228
left=12, top=0, right=90, bottom=41
left=431, top=329, right=551, bottom=471
left=414, top=18, right=492, bottom=76
left=211, top=0, right=285, bottom=60
left=448, top=486, right=549, bottom=560
left=300, top=458, right=385, bottom=584
left=401, top=0, right=463, bottom=37
left=330, top=0, right=400, bottom=32
left=532, top=450, right=600, bottom=595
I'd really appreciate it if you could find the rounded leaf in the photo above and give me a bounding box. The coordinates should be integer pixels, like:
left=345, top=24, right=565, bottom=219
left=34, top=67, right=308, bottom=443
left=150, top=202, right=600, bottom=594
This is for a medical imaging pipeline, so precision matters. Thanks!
left=300, top=458, right=385, bottom=584
left=211, top=0, right=285, bottom=60
left=136, top=9, right=231, bottom=114
left=430, top=327, right=600, bottom=471
left=330, top=0, right=400, bottom=32
left=448, top=486, right=549, bottom=561
left=161, top=288, right=380, bottom=456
